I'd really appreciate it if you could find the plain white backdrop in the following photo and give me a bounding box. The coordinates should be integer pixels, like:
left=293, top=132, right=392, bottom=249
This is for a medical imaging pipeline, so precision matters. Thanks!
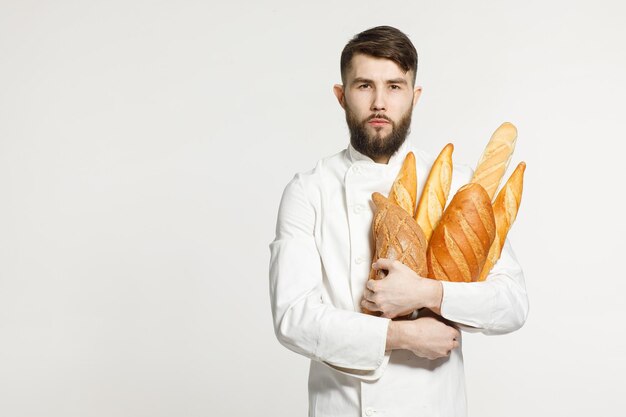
left=1, top=1, right=625, bottom=416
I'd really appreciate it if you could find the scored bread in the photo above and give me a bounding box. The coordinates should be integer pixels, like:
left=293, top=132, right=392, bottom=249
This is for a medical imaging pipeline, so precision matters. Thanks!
left=388, top=152, right=417, bottom=216
left=427, top=183, right=496, bottom=282
left=414, top=143, right=454, bottom=242
left=477, top=161, right=526, bottom=281
left=368, top=192, right=428, bottom=280
left=364, top=192, right=428, bottom=316
left=471, top=122, right=518, bottom=201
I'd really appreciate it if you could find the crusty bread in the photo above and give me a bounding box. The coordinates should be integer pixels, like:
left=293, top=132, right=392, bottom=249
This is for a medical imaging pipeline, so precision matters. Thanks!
left=414, top=143, right=454, bottom=242
left=363, top=192, right=428, bottom=315
left=388, top=152, right=417, bottom=216
left=471, top=122, right=518, bottom=201
left=369, top=192, right=428, bottom=279
left=477, top=162, right=526, bottom=281
left=427, top=183, right=496, bottom=282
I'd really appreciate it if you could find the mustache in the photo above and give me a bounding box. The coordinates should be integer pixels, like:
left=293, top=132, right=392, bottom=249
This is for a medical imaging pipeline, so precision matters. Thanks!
left=366, top=114, right=392, bottom=122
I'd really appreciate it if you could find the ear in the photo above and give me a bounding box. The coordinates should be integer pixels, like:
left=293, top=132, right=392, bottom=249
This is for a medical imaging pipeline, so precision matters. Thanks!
left=412, top=86, right=423, bottom=107
left=333, top=84, right=346, bottom=109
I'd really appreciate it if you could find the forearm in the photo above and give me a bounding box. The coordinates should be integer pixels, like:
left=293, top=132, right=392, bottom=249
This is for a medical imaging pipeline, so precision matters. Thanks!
left=424, top=279, right=443, bottom=315
left=440, top=275, right=527, bottom=333
left=274, top=288, right=389, bottom=370
left=385, top=315, right=460, bottom=360
left=271, top=236, right=389, bottom=372
left=385, top=320, right=402, bottom=351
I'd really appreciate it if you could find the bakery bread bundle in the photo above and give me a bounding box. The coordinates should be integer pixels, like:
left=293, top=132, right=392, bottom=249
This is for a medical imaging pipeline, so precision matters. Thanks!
left=364, top=122, right=526, bottom=314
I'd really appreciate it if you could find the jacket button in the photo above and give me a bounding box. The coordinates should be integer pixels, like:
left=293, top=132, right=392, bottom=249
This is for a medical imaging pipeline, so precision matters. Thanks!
left=364, top=407, right=374, bottom=416
left=352, top=165, right=362, bottom=174
left=354, top=204, right=364, bottom=214
left=355, top=256, right=365, bottom=264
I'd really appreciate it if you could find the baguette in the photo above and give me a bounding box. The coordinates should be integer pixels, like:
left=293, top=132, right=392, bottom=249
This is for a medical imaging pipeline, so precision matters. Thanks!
left=477, top=162, right=526, bottom=281
left=414, top=143, right=454, bottom=242
left=388, top=152, right=417, bottom=216
left=427, top=183, right=496, bottom=282
left=471, top=122, right=518, bottom=201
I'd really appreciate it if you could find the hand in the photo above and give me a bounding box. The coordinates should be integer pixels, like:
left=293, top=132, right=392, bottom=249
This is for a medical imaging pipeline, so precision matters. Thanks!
left=388, top=316, right=460, bottom=360
left=361, top=258, right=443, bottom=319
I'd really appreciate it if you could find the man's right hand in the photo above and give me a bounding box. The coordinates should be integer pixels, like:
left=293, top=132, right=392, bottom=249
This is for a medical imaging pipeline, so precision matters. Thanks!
left=386, top=315, right=460, bottom=360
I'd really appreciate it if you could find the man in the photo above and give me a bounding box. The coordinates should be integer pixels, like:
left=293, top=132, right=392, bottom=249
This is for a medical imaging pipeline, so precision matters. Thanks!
left=269, top=26, right=528, bottom=417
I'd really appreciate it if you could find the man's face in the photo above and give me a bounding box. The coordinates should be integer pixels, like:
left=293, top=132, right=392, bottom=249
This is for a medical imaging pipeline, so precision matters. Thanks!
left=334, top=54, right=421, bottom=163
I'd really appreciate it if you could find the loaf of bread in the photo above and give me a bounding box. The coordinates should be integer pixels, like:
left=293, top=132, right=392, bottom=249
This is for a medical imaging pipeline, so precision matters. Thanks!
left=368, top=192, right=428, bottom=280
left=388, top=151, right=417, bottom=216
left=414, top=143, right=454, bottom=242
left=364, top=122, right=524, bottom=293
left=477, top=162, right=526, bottom=281
left=364, top=192, right=428, bottom=315
left=471, top=122, right=517, bottom=201
left=427, top=183, right=496, bottom=282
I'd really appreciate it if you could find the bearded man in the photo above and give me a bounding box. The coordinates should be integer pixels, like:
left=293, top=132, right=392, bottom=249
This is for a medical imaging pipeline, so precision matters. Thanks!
left=269, top=26, right=528, bottom=417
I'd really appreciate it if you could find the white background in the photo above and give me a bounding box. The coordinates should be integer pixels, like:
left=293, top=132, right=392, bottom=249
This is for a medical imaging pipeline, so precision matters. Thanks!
left=1, top=1, right=625, bottom=416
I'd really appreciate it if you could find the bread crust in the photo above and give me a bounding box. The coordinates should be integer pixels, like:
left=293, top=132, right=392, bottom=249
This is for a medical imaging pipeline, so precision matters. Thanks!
left=389, top=152, right=417, bottom=216
left=477, top=162, right=526, bottom=281
left=471, top=122, right=518, bottom=201
left=415, top=143, right=454, bottom=242
left=427, top=183, right=496, bottom=282
left=363, top=193, right=428, bottom=315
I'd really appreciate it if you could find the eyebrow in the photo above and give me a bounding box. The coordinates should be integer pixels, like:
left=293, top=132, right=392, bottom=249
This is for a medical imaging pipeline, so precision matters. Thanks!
left=351, top=77, right=408, bottom=86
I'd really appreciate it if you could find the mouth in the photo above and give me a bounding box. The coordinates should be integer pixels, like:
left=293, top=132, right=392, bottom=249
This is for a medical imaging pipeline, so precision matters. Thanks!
left=367, top=118, right=391, bottom=127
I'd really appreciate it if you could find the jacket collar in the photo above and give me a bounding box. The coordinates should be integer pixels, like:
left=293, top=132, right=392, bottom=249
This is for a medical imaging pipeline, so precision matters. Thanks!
left=346, top=139, right=411, bottom=167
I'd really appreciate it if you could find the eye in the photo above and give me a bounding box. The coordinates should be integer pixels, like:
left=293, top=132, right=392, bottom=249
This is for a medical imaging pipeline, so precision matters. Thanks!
left=390, top=84, right=402, bottom=90
left=358, top=84, right=371, bottom=89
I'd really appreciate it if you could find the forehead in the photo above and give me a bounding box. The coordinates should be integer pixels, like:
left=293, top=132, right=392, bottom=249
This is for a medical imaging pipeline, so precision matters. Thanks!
left=345, top=53, right=413, bottom=83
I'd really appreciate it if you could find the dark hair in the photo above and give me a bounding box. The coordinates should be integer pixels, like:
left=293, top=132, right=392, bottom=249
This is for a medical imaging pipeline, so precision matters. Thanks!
left=340, top=26, right=418, bottom=85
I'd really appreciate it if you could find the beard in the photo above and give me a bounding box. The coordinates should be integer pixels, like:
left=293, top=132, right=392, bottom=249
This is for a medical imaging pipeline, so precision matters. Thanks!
left=345, top=104, right=413, bottom=161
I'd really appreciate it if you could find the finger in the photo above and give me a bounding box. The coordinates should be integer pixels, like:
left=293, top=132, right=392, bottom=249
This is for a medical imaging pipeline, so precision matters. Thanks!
left=361, top=299, right=380, bottom=312
left=365, top=280, right=378, bottom=293
left=372, top=258, right=396, bottom=271
left=363, top=287, right=375, bottom=301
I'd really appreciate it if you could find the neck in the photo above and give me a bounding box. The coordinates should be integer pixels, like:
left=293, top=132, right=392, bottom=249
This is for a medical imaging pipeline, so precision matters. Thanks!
left=373, top=155, right=391, bottom=164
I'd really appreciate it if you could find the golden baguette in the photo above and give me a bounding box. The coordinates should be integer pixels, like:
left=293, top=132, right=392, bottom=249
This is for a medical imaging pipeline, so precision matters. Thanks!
left=471, top=122, right=518, bottom=201
left=414, top=143, right=454, bottom=242
left=388, top=152, right=417, bottom=216
left=477, top=162, right=526, bottom=281
left=427, top=183, right=496, bottom=282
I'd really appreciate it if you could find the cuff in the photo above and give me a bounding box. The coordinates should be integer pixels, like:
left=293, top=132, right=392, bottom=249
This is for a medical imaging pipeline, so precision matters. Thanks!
left=440, top=280, right=494, bottom=329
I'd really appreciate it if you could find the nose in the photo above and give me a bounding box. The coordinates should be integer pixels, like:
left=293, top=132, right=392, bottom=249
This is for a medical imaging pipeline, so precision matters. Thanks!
left=371, top=89, right=386, bottom=112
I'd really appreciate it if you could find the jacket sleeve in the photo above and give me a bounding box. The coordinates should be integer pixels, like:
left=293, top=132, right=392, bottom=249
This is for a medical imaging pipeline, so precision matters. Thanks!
left=439, top=238, right=529, bottom=334
left=269, top=175, right=390, bottom=379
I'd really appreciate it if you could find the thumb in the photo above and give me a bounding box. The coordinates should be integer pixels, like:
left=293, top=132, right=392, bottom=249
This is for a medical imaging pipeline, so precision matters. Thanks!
left=373, top=258, right=397, bottom=271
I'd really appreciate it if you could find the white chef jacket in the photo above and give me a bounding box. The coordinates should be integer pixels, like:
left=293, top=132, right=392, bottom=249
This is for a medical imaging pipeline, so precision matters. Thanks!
left=269, top=139, right=529, bottom=417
